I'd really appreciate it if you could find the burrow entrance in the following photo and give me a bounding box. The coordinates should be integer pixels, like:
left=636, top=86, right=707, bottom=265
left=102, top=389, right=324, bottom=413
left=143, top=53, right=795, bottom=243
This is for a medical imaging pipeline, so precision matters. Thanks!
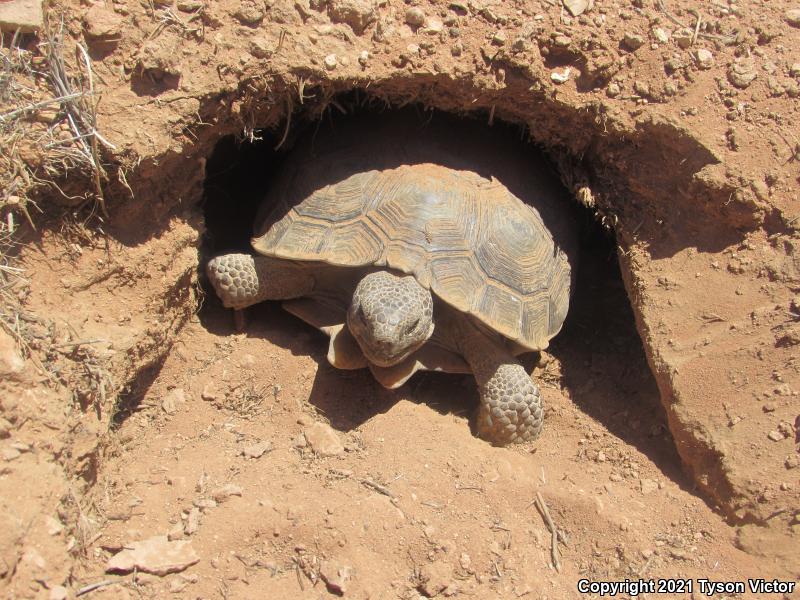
left=199, top=99, right=681, bottom=476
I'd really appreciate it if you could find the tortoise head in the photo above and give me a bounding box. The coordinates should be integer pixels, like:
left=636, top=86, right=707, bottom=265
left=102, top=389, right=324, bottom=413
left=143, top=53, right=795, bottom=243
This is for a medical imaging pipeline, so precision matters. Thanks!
left=347, top=271, right=434, bottom=367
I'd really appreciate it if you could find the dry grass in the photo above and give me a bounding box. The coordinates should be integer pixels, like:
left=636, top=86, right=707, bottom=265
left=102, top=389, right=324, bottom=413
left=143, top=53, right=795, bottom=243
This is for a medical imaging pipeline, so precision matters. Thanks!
left=0, top=12, right=113, bottom=359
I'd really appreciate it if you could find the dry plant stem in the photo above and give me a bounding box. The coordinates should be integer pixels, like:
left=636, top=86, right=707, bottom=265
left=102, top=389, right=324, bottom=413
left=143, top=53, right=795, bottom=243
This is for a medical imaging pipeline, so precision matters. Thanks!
left=361, top=478, right=396, bottom=498
left=535, top=492, right=564, bottom=572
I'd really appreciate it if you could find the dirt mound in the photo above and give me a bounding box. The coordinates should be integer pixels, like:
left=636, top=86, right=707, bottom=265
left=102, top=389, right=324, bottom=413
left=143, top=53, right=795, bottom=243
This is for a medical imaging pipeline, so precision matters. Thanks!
left=0, top=0, right=798, bottom=596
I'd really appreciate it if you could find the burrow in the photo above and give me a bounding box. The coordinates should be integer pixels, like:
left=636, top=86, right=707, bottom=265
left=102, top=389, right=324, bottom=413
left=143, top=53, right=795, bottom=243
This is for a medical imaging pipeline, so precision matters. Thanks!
left=64, top=74, right=764, bottom=514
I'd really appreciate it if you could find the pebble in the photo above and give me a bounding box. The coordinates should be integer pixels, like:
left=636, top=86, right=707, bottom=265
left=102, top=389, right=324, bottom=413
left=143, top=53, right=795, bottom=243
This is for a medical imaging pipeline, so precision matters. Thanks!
left=673, top=27, right=693, bottom=49
left=563, top=0, right=590, bottom=17
left=651, top=27, right=669, bottom=43
left=728, top=57, right=757, bottom=88
left=424, top=18, right=443, bottom=34
left=233, top=3, right=265, bottom=25
left=211, top=483, right=243, bottom=502
left=492, top=31, right=507, bottom=45
left=358, top=50, right=369, bottom=66
left=48, top=586, right=68, bottom=600
left=324, top=54, right=338, bottom=70
left=82, top=5, right=123, bottom=40
left=693, top=48, right=714, bottom=69
left=419, top=562, right=454, bottom=597
left=634, top=80, right=650, bottom=96
left=0, top=417, right=11, bottom=439
left=0, top=330, right=25, bottom=379
left=405, top=7, right=426, bottom=27
left=176, top=0, right=204, bottom=11
left=790, top=63, right=800, bottom=77
left=328, top=0, right=377, bottom=34
left=623, top=32, right=645, bottom=51
left=303, top=422, right=345, bottom=456
left=241, top=440, right=273, bottom=458
left=200, top=384, right=217, bottom=402
left=785, top=455, right=799, bottom=469
left=167, top=522, right=185, bottom=541
left=640, top=478, right=658, bottom=494
left=551, top=67, right=572, bottom=83
left=2, top=447, right=20, bottom=461
left=320, top=564, right=353, bottom=594
left=162, top=388, right=185, bottom=415
left=767, top=430, right=785, bottom=441
left=184, top=507, right=201, bottom=535
left=785, top=9, right=800, bottom=27
left=106, top=536, right=199, bottom=575
left=248, top=36, right=273, bottom=59
left=606, top=82, right=621, bottom=97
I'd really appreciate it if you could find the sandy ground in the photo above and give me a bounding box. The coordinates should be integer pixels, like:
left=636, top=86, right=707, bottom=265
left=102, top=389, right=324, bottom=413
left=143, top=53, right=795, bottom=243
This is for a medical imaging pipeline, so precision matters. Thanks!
left=0, top=0, right=798, bottom=597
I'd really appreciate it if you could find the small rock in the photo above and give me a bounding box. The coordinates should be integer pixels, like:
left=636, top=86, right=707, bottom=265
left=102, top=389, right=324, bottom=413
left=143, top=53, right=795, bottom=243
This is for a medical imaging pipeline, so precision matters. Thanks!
left=211, top=483, right=243, bottom=503
left=0, top=417, right=11, bottom=439
left=419, top=562, right=453, bottom=597
left=693, top=48, right=713, bottom=69
left=492, top=31, right=507, bottom=45
left=324, top=53, right=338, bottom=70
left=320, top=564, right=353, bottom=594
left=596, top=451, right=607, bottom=462
left=0, top=0, right=43, bottom=33
left=200, top=385, right=217, bottom=402
left=767, top=430, right=785, bottom=441
left=633, top=80, right=650, bottom=97
left=785, top=9, right=800, bottom=27
left=551, top=67, right=572, bottom=84
left=83, top=5, right=123, bottom=40
left=459, top=552, right=471, bottom=571
left=405, top=6, right=426, bottom=27
left=0, top=330, right=25, bottom=379
left=606, top=82, right=621, bottom=97
left=45, top=516, right=64, bottom=536
left=2, top=447, right=21, bottom=461
left=48, top=586, right=68, bottom=600
left=623, top=32, right=645, bottom=51
left=167, top=522, right=184, bottom=541
left=728, top=57, right=757, bottom=88
left=162, top=388, right=185, bottom=415
left=183, top=507, right=201, bottom=536
left=241, top=441, right=273, bottom=459
left=106, top=536, right=199, bottom=576
left=790, top=63, right=800, bottom=77
left=563, top=0, right=590, bottom=17
left=640, top=478, right=658, bottom=494
left=303, top=423, right=344, bottom=456
left=358, top=50, right=369, bottom=66
left=785, top=455, right=799, bottom=469
left=177, top=0, right=204, bottom=11
left=423, top=18, right=443, bottom=34
left=193, top=498, right=217, bottom=510
left=233, top=2, right=264, bottom=24
left=673, top=27, right=693, bottom=49
left=249, top=36, right=274, bottom=59
left=651, top=27, right=669, bottom=43
left=328, top=0, right=377, bottom=34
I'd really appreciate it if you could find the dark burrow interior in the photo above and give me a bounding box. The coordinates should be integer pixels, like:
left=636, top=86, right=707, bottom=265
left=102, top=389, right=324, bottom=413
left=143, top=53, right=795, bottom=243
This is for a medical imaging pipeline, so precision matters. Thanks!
left=198, top=101, right=686, bottom=484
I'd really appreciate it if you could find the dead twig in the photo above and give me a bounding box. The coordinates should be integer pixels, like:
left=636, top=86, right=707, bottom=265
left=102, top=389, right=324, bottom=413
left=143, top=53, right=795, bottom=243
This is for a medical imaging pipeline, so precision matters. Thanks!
left=76, top=579, right=118, bottom=596
left=361, top=478, right=396, bottom=499
left=533, top=492, right=568, bottom=572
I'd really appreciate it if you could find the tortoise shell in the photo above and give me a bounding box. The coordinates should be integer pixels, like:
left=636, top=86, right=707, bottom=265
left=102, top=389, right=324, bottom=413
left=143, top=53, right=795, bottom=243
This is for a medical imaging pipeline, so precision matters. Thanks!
left=252, top=162, right=571, bottom=351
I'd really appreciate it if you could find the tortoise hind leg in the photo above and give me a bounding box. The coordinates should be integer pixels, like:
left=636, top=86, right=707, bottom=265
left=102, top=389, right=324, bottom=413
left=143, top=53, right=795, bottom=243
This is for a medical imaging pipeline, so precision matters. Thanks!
left=206, top=254, right=314, bottom=309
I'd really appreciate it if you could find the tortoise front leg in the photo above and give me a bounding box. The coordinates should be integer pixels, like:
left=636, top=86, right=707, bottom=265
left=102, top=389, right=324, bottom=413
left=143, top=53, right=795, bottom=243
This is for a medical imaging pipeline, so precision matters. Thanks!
left=206, top=254, right=315, bottom=310
left=457, top=326, right=544, bottom=445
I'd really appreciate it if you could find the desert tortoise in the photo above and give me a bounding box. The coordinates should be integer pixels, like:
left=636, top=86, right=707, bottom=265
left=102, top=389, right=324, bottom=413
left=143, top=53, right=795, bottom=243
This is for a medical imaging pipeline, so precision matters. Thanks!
left=206, top=131, right=573, bottom=445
